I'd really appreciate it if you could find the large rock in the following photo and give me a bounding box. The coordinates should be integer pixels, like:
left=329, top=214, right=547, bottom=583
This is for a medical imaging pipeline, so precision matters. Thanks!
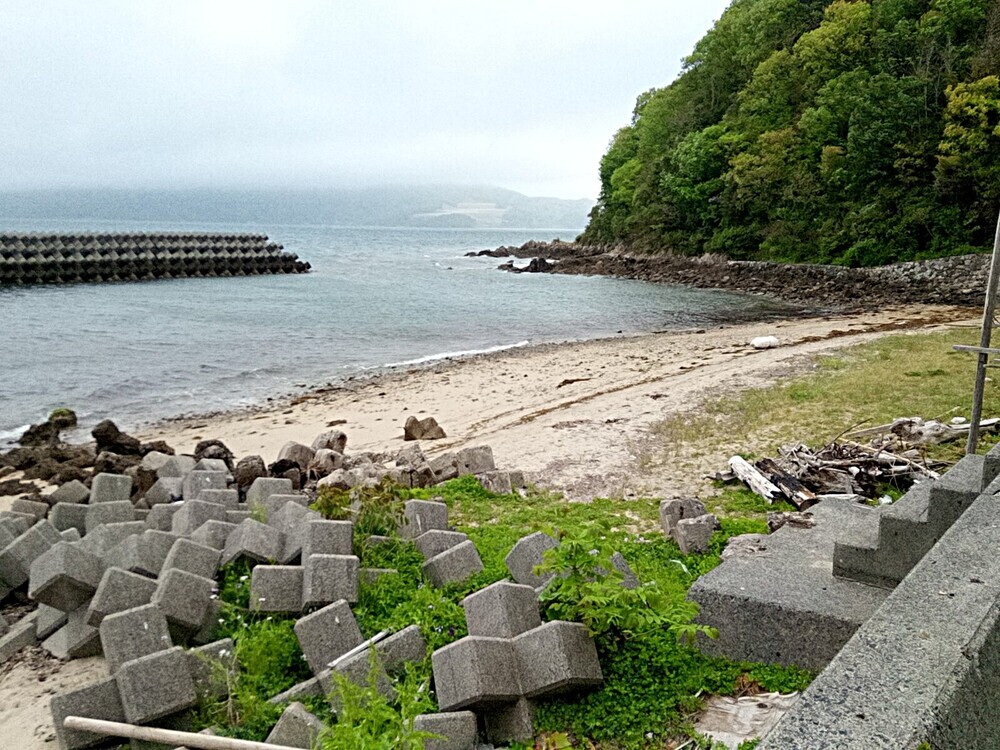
left=278, top=442, right=316, bottom=471
left=92, top=420, right=142, bottom=456
left=193, top=440, right=234, bottom=471
left=233, top=455, right=267, bottom=491
left=311, top=430, right=347, bottom=453
left=403, top=416, right=447, bottom=441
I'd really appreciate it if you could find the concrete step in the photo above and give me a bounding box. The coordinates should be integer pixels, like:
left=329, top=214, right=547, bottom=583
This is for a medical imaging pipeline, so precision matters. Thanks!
left=688, top=498, right=890, bottom=672
left=833, top=455, right=986, bottom=590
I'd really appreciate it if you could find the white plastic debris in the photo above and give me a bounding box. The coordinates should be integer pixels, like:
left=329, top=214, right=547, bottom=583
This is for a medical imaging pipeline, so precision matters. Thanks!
left=695, top=692, right=801, bottom=748
left=751, top=336, right=780, bottom=350
left=951, top=416, right=969, bottom=425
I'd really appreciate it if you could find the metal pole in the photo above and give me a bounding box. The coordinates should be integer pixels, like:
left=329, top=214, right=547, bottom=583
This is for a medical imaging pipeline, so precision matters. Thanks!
left=62, top=716, right=303, bottom=750
left=967, top=208, right=1000, bottom=455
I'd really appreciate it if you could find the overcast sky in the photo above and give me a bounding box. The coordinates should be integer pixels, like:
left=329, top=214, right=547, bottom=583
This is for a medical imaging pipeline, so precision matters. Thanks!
left=1, top=1, right=731, bottom=200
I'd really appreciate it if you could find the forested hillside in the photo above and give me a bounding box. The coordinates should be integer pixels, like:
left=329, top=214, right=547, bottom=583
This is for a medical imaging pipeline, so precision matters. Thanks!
left=581, top=0, right=1000, bottom=265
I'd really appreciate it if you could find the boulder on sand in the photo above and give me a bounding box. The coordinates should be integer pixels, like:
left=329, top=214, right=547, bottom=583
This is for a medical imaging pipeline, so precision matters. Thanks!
left=404, top=416, right=447, bottom=441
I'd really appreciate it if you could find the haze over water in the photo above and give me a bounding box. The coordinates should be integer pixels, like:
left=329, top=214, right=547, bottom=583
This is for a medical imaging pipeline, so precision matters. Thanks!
left=0, top=218, right=796, bottom=443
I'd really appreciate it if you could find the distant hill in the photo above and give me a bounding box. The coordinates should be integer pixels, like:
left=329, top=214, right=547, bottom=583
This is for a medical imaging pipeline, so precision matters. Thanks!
left=0, top=186, right=593, bottom=231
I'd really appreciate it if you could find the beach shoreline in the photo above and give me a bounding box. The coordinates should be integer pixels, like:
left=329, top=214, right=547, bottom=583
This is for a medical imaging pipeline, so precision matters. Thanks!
left=139, top=303, right=978, bottom=501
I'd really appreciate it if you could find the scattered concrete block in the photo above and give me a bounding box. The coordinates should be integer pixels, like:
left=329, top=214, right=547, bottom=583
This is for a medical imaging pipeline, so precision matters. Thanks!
left=144, top=477, right=184, bottom=506
left=61, top=528, right=81, bottom=542
left=170, top=499, right=228, bottom=537
left=302, top=519, right=353, bottom=559
left=423, top=540, right=484, bottom=588
left=484, top=697, right=535, bottom=744
left=413, top=711, right=479, bottom=750
left=0, top=611, right=38, bottom=663
left=266, top=701, right=326, bottom=749
left=376, top=624, right=427, bottom=673
left=36, top=603, right=68, bottom=639
left=477, top=471, right=513, bottom=495
left=157, top=455, right=196, bottom=478
left=189, top=519, right=237, bottom=550
left=186, top=638, right=235, bottom=701
left=99, top=603, right=173, bottom=673
left=294, top=599, right=364, bottom=675
left=116, top=646, right=197, bottom=724
left=250, top=565, right=303, bottom=614
left=226, top=509, right=251, bottom=525
left=153, top=569, right=215, bottom=637
left=463, top=580, right=541, bottom=638
left=140, top=451, right=172, bottom=474
left=220, top=519, right=283, bottom=566
left=660, top=497, right=708, bottom=537
left=303, top=554, right=360, bottom=608
left=51, top=677, right=125, bottom=750
left=85, top=501, right=134, bottom=534
left=319, top=651, right=395, bottom=708
left=264, top=493, right=309, bottom=518
left=504, top=532, right=558, bottom=588
left=47, top=480, right=90, bottom=505
left=675, top=514, right=719, bottom=555
left=268, top=676, right=323, bottom=704
left=0, top=512, right=33, bottom=535
left=107, top=530, right=180, bottom=578
left=514, top=620, right=602, bottom=698
left=414, top=529, right=468, bottom=560
left=361, top=568, right=397, bottom=584
left=195, top=488, right=239, bottom=509
left=400, top=499, right=449, bottom=539
left=41, top=606, right=101, bottom=659
left=189, top=597, right=223, bottom=647
left=246, top=477, right=293, bottom=508
left=432, top=636, right=522, bottom=710
left=611, top=551, right=639, bottom=589
left=193, top=458, right=230, bottom=474
left=144, top=503, right=182, bottom=531
left=78, top=521, right=145, bottom=555
left=90, top=473, right=133, bottom=504
left=86, top=567, right=158, bottom=626
left=429, top=452, right=459, bottom=483
left=0, top=524, right=16, bottom=551
left=12, top=497, right=49, bottom=520
left=28, top=541, right=106, bottom=612
left=161, top=538, right=220, bottom=580
left=0, top=519, right=63, bottom=587
left=363, top=534, right=394, bottom=548
left=182, top=471, right=228, bottom=502
left=456, top=446, right=495, bottom=475
left=269, top=502, right=322, bottom=564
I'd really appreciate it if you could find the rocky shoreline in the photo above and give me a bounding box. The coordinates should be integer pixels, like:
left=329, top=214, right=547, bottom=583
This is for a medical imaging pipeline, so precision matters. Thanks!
left=475, top=241, right=991, bottom=310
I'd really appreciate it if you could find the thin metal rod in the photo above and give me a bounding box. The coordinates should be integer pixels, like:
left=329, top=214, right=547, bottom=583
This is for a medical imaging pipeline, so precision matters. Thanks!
left=62, top=716, right=302, bottom=750
left=967, top=208, right=1000, bottom=455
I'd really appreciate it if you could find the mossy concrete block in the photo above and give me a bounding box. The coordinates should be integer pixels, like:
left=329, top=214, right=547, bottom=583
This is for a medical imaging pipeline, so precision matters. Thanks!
left=659, top=497, right=708, bottom=537
left=294, top=599, right=364, bottom=675
left=86, top=567, right=158, bottom=627
left=250, top=565, right=303, bottom=614
left=90, top=473, right=133, bottom=504
left=266, top=701, right=327, bottom=749
left=360, top=567, right=397, bottom=584
left=675, top=514, right=718, bottom=555
left=319, top=651, right=395, bottom=709
left=413, top=711, right=479, bottom=750
left=47, top=480, right=90, bottom=505
left=152, top=569, right=215, bottom=637
left=400, top=499, right=449, bottom=539
left=0, top=519, right=62, bottom=587
left=170, top=499, right=228, bottom=537
left=143, top=477, right=183, bottom=507
left=220, top=518, right=283, bottom=566
left=431, top=636, right=522, bottom=711
left=504, top=531, right=558, bottom=588
left=99, top=603, right=173, bottom=673
left=414, top=529, right=468, bottom=560
left=303, top=554, right=359, bottom=609
left=189, top=519, right=237, bottom=550
left=115, top=646, right=196, bottom=724
left=161, top=538, right=220, bottom=580
left=186, top=637, right=235, bottom=701
left=422, top=540, right=483, bottom=588
left=51, top=677, right=125, bottom=750
left=376, top=624, right=427, bottom=673
left=85, top=501, right=134, bottom=534
left=28, top=541, right=106, bottom=612
left=245, top=477, right=293, bottom=508
left=302, top=520, right=353, bottom=559
left=513, top=620, right=602, bottom=698
left=462, top=580, right=540, bottom=639
left=181, top=470, right=228, bottom=502
left=483, top=697, right=535, bottom=745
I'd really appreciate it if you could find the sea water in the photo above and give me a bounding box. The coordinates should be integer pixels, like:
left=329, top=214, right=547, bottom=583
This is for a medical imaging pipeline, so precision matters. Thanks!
left=0, top=220, right=796, bottom=442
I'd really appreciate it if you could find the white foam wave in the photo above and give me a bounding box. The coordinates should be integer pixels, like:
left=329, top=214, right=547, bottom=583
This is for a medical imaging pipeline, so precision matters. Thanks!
left=385, top=340, right=531, bottom=368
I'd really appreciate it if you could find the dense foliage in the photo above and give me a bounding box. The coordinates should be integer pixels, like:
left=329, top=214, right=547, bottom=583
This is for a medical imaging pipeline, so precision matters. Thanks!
left=582, top=0, right=1000, bottom=265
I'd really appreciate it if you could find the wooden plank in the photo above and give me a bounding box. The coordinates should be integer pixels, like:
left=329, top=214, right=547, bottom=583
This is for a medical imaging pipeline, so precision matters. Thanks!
left=755, top=458, right=818, bottom=511
left=62, top=717, right=301, bottom=750
left=729, top=456, right=781, bottom=502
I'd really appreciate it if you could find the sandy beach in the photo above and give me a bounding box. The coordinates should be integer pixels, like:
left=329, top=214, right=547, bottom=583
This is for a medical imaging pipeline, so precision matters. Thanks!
left=143, top=303, right=977, bottom=501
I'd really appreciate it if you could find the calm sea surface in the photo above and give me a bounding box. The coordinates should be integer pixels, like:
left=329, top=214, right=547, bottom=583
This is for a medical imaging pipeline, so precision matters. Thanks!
left=0, top=219, right=797, bottom=443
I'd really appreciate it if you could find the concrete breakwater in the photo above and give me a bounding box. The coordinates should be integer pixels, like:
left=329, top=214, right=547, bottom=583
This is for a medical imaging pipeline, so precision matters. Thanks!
left=0, top=232, right=310, bottom=286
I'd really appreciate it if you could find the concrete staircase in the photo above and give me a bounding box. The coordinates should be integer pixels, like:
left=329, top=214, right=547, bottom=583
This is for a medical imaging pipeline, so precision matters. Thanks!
left=833, top=453, right=996, bottom=589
